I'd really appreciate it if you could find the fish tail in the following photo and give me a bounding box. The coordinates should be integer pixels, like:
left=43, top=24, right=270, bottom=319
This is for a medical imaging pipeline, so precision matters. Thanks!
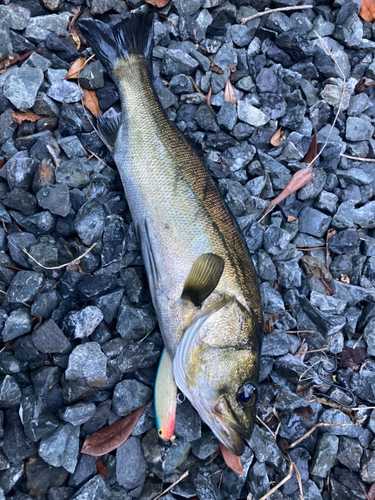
left=78, top=11, right=154, bottom=74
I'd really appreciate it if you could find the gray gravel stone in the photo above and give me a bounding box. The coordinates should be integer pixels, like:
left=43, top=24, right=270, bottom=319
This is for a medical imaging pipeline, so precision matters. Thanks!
left=353, top=201, right=375, bottom=228
left=32, top=319, right=70, bottom=354
left=3, top=67, right=43, bottom=111
left=113, top=379, right=152, bottom=417
left=310, top=434, right=339, bottom=478
left=60, top=402, right=96, bottom=426
left=364, top=317, right=375, bottom=357
left=0, top=376, right=21, bottom=408
left=116, top=437, right=147, bottom=493
left=2, top=309, right=31, bottom=342
left=75, top=200, right=106, bottom=246
left=346, top=117, right=374, bottom=142
left=6, top=271, right=44, bottom=305
left=360, top=449, right=375, bottom=483
left=337, top=436, right=363, bottom=471
left=39, top=423, right=80, bottom=474
left=238, top=101, right=269, bottom=127
left=71, top=475, right=111, bottom=500
left=36, top=184, right=71, bottom=217
left=47, top=69, right=82, bottom=104
left=298, top=207, right=332, bottom=238
left=0, top=20, right=12, bottom=63
left=65, top=343, right=107, bottom=388
left=65, top=306, right=103, bottom=339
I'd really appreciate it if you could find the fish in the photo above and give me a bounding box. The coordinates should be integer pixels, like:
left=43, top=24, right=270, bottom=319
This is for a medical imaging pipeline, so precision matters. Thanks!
left=79, top=11, right=262, bottom=456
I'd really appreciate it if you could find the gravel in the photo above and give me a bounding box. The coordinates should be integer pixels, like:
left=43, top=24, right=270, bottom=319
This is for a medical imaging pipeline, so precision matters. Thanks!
left=0, top=0, right=375, bottom=498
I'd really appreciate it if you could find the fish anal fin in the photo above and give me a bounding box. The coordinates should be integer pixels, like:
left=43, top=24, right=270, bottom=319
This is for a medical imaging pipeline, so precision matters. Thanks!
left=97, top=112, right=121, bottom=153
left=182, top=253, right=224, bottom=307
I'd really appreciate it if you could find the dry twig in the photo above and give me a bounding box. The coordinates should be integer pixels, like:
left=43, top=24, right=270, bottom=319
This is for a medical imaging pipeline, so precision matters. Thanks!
left=153, top=471, right=189, bottom=500
left=288, top=423, right=357, bottom=449
left=340, top=153, right=375, bottom=162
left=258, top=463, right=293, bottom=500
left=23, top=242, right=97, bottom=270
left=240, top=5, right=313, bottom=24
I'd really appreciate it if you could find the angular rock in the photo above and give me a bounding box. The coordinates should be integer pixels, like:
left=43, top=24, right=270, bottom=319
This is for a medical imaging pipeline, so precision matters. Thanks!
left=32, top=319, right=71, bottom=354
left=3, top=67, right=43, bottom=111
left=39, top=423, right=80, bottom=474
left=65, top=343, right=107, bottom=388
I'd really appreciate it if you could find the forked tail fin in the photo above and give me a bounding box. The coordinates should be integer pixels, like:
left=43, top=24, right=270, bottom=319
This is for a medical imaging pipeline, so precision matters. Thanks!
left=78, top=11, right=154, bottom=74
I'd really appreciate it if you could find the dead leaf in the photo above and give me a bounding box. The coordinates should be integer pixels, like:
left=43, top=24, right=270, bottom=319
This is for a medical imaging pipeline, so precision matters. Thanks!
left=0, top=49, right=43, bottom=71
left=224, top=71, right=237, bottom=105
left=96, top=459, right=109, bottom=478
left=65, top=57, right=87, bottom=80
left=206, top=86, right=212, bottom=109
left=303, top=131, right=317, bottom=166
left=0, top=160, right=6, bottom=170
left=341, top=274, right=350, bottom=284
left=287, top=215, right=298, bottom=222
left=12, top=111, right=42, bottom=125
left=219, top=443, right=244, bottom=476
left=145, top=0, right=171, bottom=6
left=355, top=78, right=366, bottom=94
left=209, top=56, right=224, bottom=75
left=260, top=167, right=315, bottom=221
left=81, top=402, right=149, bottom=456
left=295, top=405, right=314, bottom=421
left=270, top=127, right=284, bottom=147
left=82, top=89, right=102, bottom=118
left=340, top=346, right=366, bottom=371
left=360, top=0, right=375, bottom=22
left=264, top=313, right=279, bottom=334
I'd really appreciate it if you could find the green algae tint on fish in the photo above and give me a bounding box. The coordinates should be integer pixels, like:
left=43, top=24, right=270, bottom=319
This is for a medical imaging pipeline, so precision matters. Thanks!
left=79, top=12, right=262, bottom=456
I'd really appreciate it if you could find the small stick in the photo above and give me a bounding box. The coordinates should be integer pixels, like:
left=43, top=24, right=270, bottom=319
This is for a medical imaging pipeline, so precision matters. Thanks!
left=288, top=423, right=357, bottom=449
left=258, top=463, right=293, bottom=500
left=256, top=415, right=276, bottom=439
left=153, top=471, right=189, bottom=500
left=340, top=153, right=375, bottom=162
left=23, top=242, right=97, bottom=270
left=293, top=462, right=305, bottom=500
left=240, top=5, right=313, bottom=24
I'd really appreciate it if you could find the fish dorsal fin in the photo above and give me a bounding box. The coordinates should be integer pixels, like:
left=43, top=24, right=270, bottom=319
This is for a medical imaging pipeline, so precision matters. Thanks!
left=181, top=253, right=224, bottom=307
left=97, top=112, right=121, bottom=153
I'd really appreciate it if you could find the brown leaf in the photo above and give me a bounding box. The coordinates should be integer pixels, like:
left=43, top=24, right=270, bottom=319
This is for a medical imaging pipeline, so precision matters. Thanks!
left=81, top=402, right=149, bottom=456
left=260, top=167, right=315, bottom=221
left=0, top=160, right=6, bottom=170
left=360, top=0, right=375, bottom=22
left=355, top=78, right=366, bottom=95
left=303, top=132, right=317, bottom=166
left=224, top=71, right=237, bottom=105
left=219, top=443, right=244, bottom=476
left=65, top=57, right=87, bottom=80
left=287, top=215, right=298, bottom=222
left=270, top=127, right=284, bottom=147
left=0, top=49, right=43, bottom=71
left=145, top=0, right=171, bottom=6
left=340, top=346, right=366, bottom=371
left=295, top=405, right=314, bottom=421
left=206, top=86, right=212, bottom=109
left=340, top=274, right=350, bottom=284
left=361, top=482, right=372, bottom=500
left=82, top=89, right=102, bottom=118
left=96, top=459, right=109, bottom=478
left=12, top=111, right=42, bottom=125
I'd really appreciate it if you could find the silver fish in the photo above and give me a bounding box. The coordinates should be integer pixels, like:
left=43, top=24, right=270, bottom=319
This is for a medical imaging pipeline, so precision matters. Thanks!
left=79, top=11, right=262, bottom=455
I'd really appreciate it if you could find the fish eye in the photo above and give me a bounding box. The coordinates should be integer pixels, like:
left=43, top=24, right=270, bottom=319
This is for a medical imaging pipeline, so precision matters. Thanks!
left=158, top=429, right=163, bottom=437
left=237, top=382, right=257, bottom=407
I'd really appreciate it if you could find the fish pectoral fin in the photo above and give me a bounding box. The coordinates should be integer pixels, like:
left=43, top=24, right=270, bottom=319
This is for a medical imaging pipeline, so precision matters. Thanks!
left=97, top=112, right=121, bottom=153
left=155, top=348, right=177, bottom=441
left=181, top=253, right=224, bottom=307
left=138, top=218, right=158, bottom=301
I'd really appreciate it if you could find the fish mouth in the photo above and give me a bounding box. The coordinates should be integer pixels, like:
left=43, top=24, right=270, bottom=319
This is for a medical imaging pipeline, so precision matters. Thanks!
left=196, top=396, right=253, bottom=456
